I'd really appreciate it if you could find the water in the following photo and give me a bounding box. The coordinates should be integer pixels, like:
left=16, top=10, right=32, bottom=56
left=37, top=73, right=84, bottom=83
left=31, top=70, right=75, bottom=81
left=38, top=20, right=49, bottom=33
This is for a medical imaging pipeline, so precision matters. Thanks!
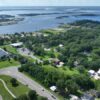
left=0, top=6, right=100, bottom=34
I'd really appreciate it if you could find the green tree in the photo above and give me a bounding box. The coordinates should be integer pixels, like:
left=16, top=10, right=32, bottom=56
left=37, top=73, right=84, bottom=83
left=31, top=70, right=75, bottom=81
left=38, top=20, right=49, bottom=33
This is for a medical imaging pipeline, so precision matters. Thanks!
left=28, top=90, right=37, bottom=100
left=10, top=78, right=18, bottom=87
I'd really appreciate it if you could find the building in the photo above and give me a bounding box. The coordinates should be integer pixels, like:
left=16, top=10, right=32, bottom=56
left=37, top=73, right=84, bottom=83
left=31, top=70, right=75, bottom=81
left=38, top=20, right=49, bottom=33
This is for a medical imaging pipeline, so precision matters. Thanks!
left=0, top=48, right=9, bottom=58
left=88, top=70, right=95, bottom=76
left=88, top=69, right=100, bottom=80
left=10, top=42, right=23, bottom=48
left=44, top=48, right=51, bottom=51
left=59, top=44, right=64, bottom=47
left=70, top=94, right=80, bottom=100
left=56, top=62, right=64, bottom=67
left=97, top=69, right=100, bottom=76
left=81, top=93, right=95, bottom=100
left=89, top=90, right=100, bottom=98
left=50, top=86, right=57, bottom=92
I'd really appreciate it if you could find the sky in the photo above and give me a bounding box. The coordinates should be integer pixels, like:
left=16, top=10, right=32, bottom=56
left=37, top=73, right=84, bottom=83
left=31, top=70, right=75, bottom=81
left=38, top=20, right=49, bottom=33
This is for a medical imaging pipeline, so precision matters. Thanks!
left=0, top=0, right=100, bottom=6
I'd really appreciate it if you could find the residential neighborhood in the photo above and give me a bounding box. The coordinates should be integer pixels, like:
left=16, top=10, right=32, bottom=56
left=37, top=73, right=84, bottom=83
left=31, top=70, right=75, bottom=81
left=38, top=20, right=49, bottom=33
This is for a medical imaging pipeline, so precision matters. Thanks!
left=0, top=4, right=100, bottom=100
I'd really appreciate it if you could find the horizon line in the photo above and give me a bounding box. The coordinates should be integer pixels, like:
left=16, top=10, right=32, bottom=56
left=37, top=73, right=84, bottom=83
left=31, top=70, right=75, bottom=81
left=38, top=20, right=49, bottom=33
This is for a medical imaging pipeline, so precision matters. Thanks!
left=0, top=5, right=100, bottom=7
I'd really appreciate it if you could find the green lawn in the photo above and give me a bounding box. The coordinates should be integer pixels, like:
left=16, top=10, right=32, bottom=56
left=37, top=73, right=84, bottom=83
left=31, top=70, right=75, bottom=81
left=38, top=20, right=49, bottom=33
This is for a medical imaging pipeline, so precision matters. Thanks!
left=94, top=80, right=100, bottom=91
left=43, top=65, right=79, bottom=76
left=41, top=29, right=60, bottom=35
left=0, top=59, right=20, bottom=69
left=0, top=75, right=30, bottom=100
left=0, top=45, right=18, bottom=54
left=0, top=81, right=12, bottom=100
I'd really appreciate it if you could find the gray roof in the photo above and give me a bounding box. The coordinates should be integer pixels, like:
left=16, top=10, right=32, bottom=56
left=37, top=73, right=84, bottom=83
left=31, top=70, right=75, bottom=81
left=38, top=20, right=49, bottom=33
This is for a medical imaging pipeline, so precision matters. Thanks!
left=0, top=48, right=9, bottom=58
left=81, top=93, right=95, bottom=100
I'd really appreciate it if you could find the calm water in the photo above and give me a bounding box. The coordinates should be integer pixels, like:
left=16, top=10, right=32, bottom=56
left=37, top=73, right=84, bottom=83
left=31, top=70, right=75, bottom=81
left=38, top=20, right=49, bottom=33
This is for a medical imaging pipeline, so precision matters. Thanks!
left=0, top=6, right=100, bottom=34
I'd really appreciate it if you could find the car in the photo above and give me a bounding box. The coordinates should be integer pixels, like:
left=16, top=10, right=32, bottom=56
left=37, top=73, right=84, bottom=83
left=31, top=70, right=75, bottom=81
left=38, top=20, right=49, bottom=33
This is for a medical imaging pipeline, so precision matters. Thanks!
left=51, top=95, right=56, bottom=99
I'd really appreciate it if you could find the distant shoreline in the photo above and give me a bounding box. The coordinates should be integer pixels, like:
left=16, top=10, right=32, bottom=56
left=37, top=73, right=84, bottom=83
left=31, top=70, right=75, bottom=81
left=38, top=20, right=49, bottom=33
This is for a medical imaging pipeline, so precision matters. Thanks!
left=0, top=19, right=100, bottom=35
left=0, top=6, right=100, bottom=34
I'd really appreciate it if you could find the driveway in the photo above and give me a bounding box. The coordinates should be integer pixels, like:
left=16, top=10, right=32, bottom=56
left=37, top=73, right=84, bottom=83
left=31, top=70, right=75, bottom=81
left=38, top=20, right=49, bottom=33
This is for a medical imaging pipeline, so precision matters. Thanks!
left=0, top=67, right=59, bottom=100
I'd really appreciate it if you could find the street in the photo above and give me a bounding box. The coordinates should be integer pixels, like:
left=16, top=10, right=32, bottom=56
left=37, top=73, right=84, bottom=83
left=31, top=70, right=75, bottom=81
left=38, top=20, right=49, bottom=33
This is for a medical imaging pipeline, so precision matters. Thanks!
left=0, top=66, right=59, bottom=100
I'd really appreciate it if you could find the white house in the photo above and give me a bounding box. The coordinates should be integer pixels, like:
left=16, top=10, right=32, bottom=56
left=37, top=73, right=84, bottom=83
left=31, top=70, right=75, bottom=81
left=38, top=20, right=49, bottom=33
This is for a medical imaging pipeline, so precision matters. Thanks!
left=10, top=42, right=23, bottom=48
left=50, top=86, right=57, bottom=92
left=44, top=48, right=51, bottom=51
left=88, top=70, right=95, bottom=76
left=70, top=94, right=79, bottom=100
left=94, top=73, right=100, bottom=80
left=97, top=69, right=100, bottom=76
left=59, top=44, right=63, bottom=47
left=56, top=62, right=64, bottom=68
left=88, top=69, right=100, bottom=80
left=0, top=48, right=9, bottom=58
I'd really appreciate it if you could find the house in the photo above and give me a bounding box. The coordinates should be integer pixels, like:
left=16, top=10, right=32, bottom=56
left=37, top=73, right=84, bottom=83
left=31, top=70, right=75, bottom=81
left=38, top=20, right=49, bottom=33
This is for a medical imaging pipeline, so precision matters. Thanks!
left=88, top=70, right=95, bottom=76
left=0, top=48, right=9, bottom=58
left=44, top=48, right=51, bottom=51
left=81, top=93, right=95, bottom=100
left=56, top=62, right=64, bottom=67
left=50, top=86, right=57, bottom=92
left=70, top=94, right=80, bottom=100
left=97, top=69, right=100, bottom=76
left=59, top=44, right=63, bottom=47
left=89, top=90, right=100, bottom=98
left=10, top=42, right=23, bottom=48
left=94, top=73, right=100, bottom=80
left=88, top=69, right=100, bottom=80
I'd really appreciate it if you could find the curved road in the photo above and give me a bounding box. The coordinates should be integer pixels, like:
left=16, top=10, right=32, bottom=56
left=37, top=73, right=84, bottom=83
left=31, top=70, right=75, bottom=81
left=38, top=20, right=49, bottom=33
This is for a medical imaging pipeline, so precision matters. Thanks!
left=0, top=95, right=2, bottom=100
left=0, top=67, right=59, bottom=100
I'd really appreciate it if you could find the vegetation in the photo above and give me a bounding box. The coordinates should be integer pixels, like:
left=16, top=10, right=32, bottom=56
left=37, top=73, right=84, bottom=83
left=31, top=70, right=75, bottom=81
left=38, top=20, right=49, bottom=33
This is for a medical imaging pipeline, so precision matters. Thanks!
left=15, top=90, right=47, bottom=100
left=0, top=20, right=100, bottom=99
left=1, top=45, right=18, bottom=54
left=0, top=75, right=30, bottom=100
left=10, top=78, right=19, bottom=87
left=0, top=58, right=20, bottom=69
left=18, top=62, right=95, bottom=98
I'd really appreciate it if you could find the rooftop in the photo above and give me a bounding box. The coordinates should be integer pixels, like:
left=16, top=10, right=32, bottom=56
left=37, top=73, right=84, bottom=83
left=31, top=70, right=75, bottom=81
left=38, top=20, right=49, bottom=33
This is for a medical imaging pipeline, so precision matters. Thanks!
left=50, top=86, right=57, bottom=91
left=10, top=42, right=23, bottom=47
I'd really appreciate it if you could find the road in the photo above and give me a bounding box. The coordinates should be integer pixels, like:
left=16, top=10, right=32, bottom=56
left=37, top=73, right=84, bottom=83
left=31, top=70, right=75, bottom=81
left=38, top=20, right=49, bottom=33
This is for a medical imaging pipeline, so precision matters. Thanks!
left=0, top=95, right=2, bottom=100
left=0, top=67, right=59, bottom=100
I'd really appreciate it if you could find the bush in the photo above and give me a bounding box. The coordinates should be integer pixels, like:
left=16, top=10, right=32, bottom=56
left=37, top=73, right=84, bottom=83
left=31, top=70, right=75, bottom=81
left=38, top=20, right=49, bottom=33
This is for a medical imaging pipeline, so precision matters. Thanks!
left=28, top=90, right=37, bottom=100
left=10, top=78, right=19, bottom=87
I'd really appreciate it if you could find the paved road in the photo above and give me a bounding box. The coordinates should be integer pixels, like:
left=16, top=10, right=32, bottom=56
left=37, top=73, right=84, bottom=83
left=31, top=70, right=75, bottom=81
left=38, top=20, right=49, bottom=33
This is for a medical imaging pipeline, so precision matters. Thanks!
left=0, top=95, right=2, bottom=100
left=0, top=67, right=59, bottom=100
left=0, top=79, right=16, bottom=98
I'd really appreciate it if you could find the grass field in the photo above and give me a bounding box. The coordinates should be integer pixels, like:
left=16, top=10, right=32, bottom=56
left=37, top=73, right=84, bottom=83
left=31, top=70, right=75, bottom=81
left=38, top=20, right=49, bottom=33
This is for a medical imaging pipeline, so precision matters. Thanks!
left=0, top=45, right=18, bottom=54
left=0, top=75, right=30, bottom=100
left=0, top=59, right=20, bottom=69
left=0, top=81, right=12, bottom=100
left=43, top=65, right=79, bottom=76
left=94, top=80, right=100, bottom=91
